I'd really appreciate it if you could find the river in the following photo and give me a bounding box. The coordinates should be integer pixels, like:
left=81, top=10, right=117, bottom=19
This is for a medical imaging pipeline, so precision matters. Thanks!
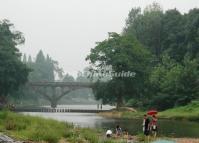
left=22, top=105, right=199, bottom=138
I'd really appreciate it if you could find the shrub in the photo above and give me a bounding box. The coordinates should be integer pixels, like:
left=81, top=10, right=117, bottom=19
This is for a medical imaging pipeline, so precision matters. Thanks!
left=81, top=128, right=99, bottom=143
left=28, top=127, right=59, bottom=143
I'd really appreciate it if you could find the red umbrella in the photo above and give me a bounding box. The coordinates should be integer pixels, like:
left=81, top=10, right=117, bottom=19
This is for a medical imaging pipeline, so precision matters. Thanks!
left=147, top=110, right=158, bottom=115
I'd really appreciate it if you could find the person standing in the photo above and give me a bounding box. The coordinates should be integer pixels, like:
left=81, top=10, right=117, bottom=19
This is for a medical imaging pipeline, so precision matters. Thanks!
left=143, top=114, right=150, bottom=141
left=150, top=115, right=158, bottom=138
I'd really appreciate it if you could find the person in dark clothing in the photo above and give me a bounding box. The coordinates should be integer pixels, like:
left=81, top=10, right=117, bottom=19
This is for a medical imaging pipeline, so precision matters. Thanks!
left=143, top=114, right=150, bottom=136
left=115, top=125, right=122, bottom=136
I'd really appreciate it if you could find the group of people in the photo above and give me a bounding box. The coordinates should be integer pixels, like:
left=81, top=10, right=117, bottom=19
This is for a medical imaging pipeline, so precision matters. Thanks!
left=143, top=114, right=158, bottom=138
left=106, top=125, right=132, bottom=140
left=105, top=113, right=158, bottom=142
left=106, top=125, right=123, bottom=138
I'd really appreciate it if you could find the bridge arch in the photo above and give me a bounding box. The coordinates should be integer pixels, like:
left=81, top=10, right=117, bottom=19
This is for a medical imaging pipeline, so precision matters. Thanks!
left=28, top=82, right=94, bottom=108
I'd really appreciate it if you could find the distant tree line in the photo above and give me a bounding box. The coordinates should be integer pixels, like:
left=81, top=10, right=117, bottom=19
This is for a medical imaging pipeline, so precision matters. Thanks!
left=12, top=51, right=96, bottom=106
left=12, top=51, right=97, bottom=106
left=1, top=2, right=198, bottom=109
left=86, top=3, right=199, bottom=110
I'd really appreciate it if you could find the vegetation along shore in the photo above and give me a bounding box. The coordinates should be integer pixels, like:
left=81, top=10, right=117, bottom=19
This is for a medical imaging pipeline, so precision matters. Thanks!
left=0, top=110, right=199, bottom=143
left=99, top=101, right=199, bottom=122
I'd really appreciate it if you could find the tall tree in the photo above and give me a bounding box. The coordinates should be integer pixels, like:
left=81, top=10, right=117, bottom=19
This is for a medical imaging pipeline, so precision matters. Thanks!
left=124, top=2, right=163, bottom=61
left=0, top=20, right=30, bottom=105
left=149, top=55, right=199, bottom=110
left=22, top=54, right=27, bottom=63
left=185, top=8, right=199, bottom=59
left=28, top=55, right=32, bottom=63
left=161, top=9, right=186, bottom=62
left=29, top=50, right=55, bottom=81
left=86, top=33, right=151, bottom=109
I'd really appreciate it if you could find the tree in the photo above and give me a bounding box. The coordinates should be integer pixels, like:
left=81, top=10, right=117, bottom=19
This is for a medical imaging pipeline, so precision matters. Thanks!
left=63, top=73, right=75, bottom=82
left=28, top=55, right=32, bottom=63
left=29, top=50, right=56, bottom=82
left=149, top=55, right=199, bottom=110
left=0, top=20, right=30, bottom=105
left=124, top=2, right=163, bottom=61
left=161, top=9, right=186, bottom=62
left=11, top=51, right=64, bottom=106
left=22, top=54, right=27, bottom=63
left=86, top=33, right=151, bottom=109
left=185, top=8, right=199, bottom=59
left=122, top=4, right=199, bottom=110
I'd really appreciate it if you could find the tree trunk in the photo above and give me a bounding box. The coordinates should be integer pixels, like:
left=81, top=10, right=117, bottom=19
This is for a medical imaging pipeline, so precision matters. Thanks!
left=0, top=95, right=7, bottom=108
left=116, top=95, right=123, bottom=110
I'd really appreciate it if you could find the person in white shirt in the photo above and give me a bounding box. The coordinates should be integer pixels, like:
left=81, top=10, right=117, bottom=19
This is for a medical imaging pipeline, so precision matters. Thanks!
left=106, top=129, right=112, bottom=138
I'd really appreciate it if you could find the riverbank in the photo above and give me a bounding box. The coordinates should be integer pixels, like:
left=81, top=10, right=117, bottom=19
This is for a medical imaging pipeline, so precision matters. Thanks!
left=0, top=110, right=198, bottom=143
left=0, top=110, right=151, bottom=143
left=99, top=102, right=199, bottom=121
left=159, top=101, right=199, bottom=121
left=0, top=110, right=113, bottom=143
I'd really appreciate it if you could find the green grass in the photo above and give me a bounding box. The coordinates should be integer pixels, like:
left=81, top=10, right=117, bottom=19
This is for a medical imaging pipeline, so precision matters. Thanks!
left=159, top=101, right=199, bottom=121
left=99, top=101, right=199, bottom=122
left=120, top=111, right=144, bottom=119
left=0, top=110, right=132, bottom=143
left=0, top=111, right=103, bottom=143
left=2, top=106, right=197, bottom=143
left=0, top=110, right=74, bottom=143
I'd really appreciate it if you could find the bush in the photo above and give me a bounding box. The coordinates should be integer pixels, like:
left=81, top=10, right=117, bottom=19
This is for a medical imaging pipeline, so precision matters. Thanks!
left=125, top=99, right=142, bottom=108
left=4, top=113, right=30, bottom=130
left=81, top=128, right=99, bottom=143
left=28, top=127, right=59, bottom=143
left=5, top=119, right=16, bottom=130
left=149, top=93, right=177, bottom=111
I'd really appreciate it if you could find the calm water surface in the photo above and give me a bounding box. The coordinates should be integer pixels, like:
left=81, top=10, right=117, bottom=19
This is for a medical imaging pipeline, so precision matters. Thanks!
left=22, top=105, right=199, bottom=138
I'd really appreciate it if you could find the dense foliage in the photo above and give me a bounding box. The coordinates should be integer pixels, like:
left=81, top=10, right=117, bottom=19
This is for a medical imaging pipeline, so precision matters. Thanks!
left=0, top=20, right=30, bottom=105
left=11, top=54, right=96, bottom=106
left=10, top=50, right=64, bottom=105
left=86, top=33, right=151, bottom=108
left=87, top=3, right=199, bottom=110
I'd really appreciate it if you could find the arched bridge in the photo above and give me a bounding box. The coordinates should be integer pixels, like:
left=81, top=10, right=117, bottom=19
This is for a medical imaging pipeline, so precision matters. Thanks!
left=28, top=82, right=94, bottom=108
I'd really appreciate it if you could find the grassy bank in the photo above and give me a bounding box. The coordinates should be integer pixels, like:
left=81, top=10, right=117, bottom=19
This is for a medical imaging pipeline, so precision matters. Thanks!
left=0, top=111, right=198, bottom=143
left=0, top=110, right=125, bottom=143
left=98, top=110, right=144, bottom=119
left=159, top=101, right=199, bottom=121
left=99, top=102, right=199, bottom=121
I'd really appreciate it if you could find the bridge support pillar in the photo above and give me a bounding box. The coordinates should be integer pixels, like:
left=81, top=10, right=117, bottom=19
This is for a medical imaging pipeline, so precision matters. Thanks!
left=51, top=100, right=58, bottom=108
left=29, top=82, right=93, bottom=109
left=50, top=87, right=58, bottom=108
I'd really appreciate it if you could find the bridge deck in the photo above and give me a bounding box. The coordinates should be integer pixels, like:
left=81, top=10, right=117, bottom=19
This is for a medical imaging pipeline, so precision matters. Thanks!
left=28, top=82, right=93, bottom=87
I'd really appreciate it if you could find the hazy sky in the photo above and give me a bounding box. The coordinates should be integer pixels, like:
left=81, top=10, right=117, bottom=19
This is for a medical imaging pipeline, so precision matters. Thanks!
left=0, top=0, right=199, bottom=77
